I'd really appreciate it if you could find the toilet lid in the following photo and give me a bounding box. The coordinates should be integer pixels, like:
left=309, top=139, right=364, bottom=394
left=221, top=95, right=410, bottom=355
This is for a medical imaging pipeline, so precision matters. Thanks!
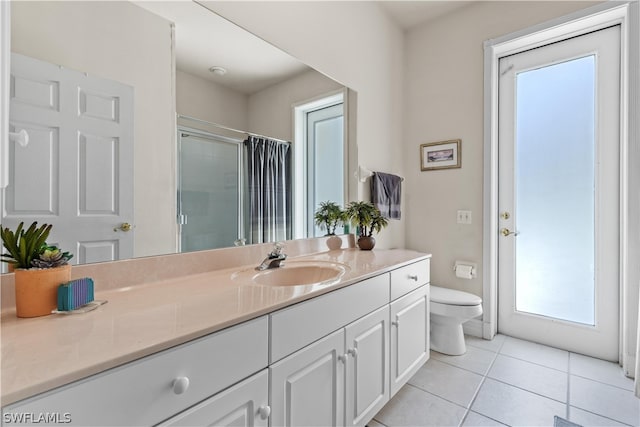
left=431, top=286, right=482, bottom=306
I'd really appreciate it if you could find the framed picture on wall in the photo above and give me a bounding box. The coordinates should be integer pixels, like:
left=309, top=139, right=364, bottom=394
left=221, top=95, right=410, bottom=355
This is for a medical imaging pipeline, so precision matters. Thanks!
left=420, top=139, right=461, bottom=171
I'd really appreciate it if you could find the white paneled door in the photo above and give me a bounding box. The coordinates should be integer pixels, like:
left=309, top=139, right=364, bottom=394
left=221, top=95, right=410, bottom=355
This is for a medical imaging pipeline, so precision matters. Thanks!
left=497, top=26, right=621, bottom=360
left=4, top=53, right=134, bottom=264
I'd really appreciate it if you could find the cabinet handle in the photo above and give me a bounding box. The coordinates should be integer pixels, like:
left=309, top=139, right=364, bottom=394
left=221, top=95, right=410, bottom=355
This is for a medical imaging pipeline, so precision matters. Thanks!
left=391, top=320, right=400, bottom=327
left=258, top=405, right=271, bottom=420
left=338, top=354, right=347, bottom=363
left=172, top=376, right=190, bottom=395
left=347, top=348, right=359, bottom=358
left=408, top=274, right=418, bottom=281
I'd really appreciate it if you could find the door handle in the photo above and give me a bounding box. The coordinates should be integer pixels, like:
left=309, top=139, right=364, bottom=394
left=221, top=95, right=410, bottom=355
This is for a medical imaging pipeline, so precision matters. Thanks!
left=500, top=228, right=518, bottom=237
left=114, top=222, right=133, bottom=232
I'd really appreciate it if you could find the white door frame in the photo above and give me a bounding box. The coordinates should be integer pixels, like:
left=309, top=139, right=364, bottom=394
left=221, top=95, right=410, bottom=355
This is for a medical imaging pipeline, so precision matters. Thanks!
left=483, top=2, right=638, bottom=365
left=292, top=88, right=347, bottom=239
left=1, top=0, right=10, bottom=190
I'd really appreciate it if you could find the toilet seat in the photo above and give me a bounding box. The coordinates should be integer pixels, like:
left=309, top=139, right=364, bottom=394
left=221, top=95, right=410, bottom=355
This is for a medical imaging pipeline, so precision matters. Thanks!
left=431, top=286, right=481, bottom=306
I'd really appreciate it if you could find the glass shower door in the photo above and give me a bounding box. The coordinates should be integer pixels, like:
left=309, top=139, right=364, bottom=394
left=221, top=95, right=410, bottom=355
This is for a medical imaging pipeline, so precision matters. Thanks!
left=178, top=130, right=241, bottom=252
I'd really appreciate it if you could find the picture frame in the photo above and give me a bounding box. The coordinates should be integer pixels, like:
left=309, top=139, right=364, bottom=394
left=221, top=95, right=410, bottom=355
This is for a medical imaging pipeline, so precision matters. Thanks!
left=420, top=139, right=461, bottom=171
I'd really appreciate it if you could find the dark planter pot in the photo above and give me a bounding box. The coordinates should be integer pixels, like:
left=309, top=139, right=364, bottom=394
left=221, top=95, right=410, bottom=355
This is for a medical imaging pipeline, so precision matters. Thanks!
left=357, top=236, right=376, bottom=251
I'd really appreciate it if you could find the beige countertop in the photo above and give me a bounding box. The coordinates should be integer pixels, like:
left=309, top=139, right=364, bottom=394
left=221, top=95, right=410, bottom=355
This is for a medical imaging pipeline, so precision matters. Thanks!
left=1, top=248, right=430, bottom=406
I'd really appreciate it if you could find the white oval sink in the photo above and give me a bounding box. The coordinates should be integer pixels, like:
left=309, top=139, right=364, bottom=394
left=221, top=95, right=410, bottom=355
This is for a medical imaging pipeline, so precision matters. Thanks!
left=232, top=261, right=349, bottom=287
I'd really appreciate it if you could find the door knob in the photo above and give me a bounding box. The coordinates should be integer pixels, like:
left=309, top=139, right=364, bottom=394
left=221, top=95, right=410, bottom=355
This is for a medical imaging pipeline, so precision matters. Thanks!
left=114, top=222, right=133, bottom=232
left=500, top=228, right=518, bottom=237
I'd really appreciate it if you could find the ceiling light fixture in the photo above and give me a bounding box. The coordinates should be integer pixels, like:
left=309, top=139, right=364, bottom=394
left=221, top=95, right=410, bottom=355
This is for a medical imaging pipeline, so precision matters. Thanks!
left=208, top=66, right=227, bottom=76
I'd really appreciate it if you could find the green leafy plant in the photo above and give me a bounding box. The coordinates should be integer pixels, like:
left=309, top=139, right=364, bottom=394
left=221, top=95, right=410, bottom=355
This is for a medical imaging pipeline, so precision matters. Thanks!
left=31, top=245, right=73, bottom=269
left=314, top=201, right=346, bottom=236
left=1, top=222, right=72, bottom=269
left=345, top=201, right=389, bottom=237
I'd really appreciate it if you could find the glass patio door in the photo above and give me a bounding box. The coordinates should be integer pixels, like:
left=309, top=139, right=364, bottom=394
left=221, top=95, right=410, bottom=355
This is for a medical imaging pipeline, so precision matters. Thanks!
left=497, top=26, right=621, bottom=360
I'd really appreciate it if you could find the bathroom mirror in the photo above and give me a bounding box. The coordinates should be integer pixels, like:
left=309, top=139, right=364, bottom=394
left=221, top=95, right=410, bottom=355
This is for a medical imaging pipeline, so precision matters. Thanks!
left=3, top=1, right=356, bottom=266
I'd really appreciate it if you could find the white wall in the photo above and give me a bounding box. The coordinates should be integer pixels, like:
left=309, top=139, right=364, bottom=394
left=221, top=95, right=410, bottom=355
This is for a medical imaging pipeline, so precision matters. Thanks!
left=176, top=69, right=248, bottom=132
left=403, top=1, right=601, bottom=297
left=11, top=1, right=176, bottom=259
left=207, top=1, right=406, bottom=250
left=248, top=69, right=342, bottom=141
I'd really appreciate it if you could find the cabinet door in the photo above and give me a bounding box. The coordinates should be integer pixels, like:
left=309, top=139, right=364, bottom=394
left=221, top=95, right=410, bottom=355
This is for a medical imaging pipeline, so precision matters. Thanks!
left=158, top=369, right=269, bottom=427
left=390, top=286, right=429, bottom=397
left=344, top=305, right=389, bottom=427
left=270, top=329, right=345, bottom=427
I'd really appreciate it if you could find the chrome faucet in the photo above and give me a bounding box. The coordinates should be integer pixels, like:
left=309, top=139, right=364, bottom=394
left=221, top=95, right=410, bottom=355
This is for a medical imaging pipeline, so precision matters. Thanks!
left=256, top=242, right=287, bottom=271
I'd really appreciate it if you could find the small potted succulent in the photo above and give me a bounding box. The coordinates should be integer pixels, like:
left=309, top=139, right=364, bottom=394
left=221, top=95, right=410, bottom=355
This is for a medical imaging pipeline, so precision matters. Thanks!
left=1, top=221, right=73, bottom=317
left=314, top=201, right=346, bottom=250
left=345, top=201, right=389, bottom=250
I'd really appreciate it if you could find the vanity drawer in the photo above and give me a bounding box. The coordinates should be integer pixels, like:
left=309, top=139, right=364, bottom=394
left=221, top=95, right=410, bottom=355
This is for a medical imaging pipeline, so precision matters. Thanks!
left=4, top=316, right=269, bottom=426
left=270, top=273, right=390, bottom=363
left=390, top=259, right=430, bottom=300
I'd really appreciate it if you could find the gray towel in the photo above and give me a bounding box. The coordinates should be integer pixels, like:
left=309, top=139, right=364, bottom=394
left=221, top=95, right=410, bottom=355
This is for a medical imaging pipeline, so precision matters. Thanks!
left=371, top=172, right=402, bottom=220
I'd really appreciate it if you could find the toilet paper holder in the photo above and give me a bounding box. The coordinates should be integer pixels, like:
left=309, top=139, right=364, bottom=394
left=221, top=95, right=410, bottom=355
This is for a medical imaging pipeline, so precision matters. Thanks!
left=453, top=261, right=477, bottom=279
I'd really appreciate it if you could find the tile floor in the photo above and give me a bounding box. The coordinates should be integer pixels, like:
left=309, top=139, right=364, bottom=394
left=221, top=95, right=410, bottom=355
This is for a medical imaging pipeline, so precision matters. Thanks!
left=371, top=335, right=640, bottom=427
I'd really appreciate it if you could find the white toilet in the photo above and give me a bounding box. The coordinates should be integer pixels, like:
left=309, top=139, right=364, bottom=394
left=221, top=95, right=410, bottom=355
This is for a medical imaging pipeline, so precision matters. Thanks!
left=430, top=285, right=483, bottom=355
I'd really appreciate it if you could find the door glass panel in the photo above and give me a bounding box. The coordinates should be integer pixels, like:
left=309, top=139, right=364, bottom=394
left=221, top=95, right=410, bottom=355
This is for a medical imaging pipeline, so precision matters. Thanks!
left=179, top=134, right=240, bottom=252
left=306, top=104, right=344, bottom=236
left=514, top=55, right=595, bottom=325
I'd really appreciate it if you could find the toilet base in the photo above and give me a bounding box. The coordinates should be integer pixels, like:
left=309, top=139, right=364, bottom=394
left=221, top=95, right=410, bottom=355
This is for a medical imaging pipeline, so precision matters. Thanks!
left=430, top=314, right=467, bottom=356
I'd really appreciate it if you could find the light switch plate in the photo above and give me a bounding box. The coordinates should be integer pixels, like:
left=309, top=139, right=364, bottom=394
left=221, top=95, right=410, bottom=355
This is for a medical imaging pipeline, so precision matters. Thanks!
left=457, top=210, right=472, bottom=224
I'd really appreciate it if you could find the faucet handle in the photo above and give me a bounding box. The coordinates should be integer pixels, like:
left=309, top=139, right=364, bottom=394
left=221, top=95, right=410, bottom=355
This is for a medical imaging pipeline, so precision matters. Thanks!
left=270, top=241, right=285, bottom=257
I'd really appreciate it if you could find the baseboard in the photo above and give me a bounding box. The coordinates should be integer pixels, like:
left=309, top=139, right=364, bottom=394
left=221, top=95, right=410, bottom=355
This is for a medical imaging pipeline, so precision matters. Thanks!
left=462, top=318, right=483, bottom=338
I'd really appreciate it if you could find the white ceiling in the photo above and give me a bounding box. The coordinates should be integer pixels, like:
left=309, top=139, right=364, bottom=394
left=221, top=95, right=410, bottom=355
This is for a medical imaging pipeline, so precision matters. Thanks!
left=133, top=1, right=474, bottom=95
left=379, top=1, right=475, bottom=29
left=134, top=1, right=310, bottom=95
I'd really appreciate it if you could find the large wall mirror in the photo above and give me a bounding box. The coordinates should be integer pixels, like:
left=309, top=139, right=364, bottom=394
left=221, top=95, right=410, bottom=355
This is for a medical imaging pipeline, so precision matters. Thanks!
left=2, top=1, right=357, bottom=267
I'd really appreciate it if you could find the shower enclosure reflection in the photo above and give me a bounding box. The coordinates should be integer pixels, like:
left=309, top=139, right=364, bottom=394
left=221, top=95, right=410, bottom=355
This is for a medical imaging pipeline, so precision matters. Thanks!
left=178, top=129, right=242, bottom=252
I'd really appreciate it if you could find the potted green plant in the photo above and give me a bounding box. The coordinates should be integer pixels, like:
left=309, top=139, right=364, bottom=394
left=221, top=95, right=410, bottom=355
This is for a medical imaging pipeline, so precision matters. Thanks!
left=314, top=201, right=346, bottom=250
left=345, top=201, right=389, bottom=250
left=1, top=221, right=73, bottom=317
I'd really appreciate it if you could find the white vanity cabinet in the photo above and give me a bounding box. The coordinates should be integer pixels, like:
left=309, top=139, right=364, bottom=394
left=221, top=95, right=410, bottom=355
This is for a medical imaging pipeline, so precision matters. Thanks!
left=389, top=285, right=429, bottom=397
left=3, top=256, right=431, bottom=427
left=268, top=258, right=430, bottom=427
left=270, top=329, right=346, bottom=427
left=269, top=306, right=391, bottom=427
left=158, top=369, right=270, bottom=427
left=344, top=305, right=390, bottom=427
left=268, top=274, right=389, bottom=427
left=3, top=316, right=269, bottom=427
